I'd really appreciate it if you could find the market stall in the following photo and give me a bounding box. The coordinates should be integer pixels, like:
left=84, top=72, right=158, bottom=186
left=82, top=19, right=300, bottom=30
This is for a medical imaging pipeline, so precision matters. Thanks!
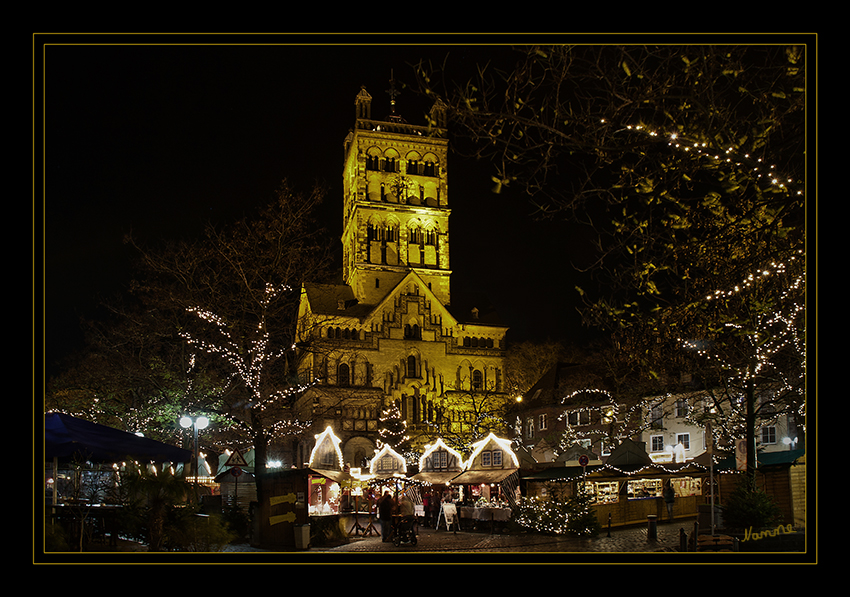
left=409, top=439, right=465, bottom=527
left=449, top=434, right=519, bottom=531
left=521, top=440, right=710, bottom=528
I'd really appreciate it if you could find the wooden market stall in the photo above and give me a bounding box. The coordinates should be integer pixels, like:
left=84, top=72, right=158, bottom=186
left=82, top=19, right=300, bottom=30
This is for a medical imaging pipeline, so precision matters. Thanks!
left=522, top=439, right=711, bottom=529
left=449, top=434, right=519, bottom=531
left=409, top=438, right=466, bottom=527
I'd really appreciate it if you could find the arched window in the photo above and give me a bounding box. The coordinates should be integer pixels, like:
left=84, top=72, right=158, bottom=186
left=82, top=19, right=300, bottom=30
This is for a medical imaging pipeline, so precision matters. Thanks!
left=472, top=369, right=483, bottom=391
left=407, top=355, right=418, bottom=378
left=338, top=363, right=350, bottom=387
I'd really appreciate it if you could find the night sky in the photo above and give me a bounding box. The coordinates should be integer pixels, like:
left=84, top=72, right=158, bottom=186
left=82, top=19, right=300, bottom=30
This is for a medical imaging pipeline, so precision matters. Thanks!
left=38, top=36, right=594, bottom=380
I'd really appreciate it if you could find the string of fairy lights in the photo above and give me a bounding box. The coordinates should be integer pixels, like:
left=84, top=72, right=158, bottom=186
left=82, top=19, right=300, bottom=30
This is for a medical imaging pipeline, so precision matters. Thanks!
left=607, top=120, right=804, bottom=201
left=181, top=282, right=317, bottom=448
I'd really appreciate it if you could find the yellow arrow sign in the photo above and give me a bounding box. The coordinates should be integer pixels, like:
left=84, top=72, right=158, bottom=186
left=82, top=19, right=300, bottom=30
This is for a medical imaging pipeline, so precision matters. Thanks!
left=269, top=512, right=297, bottom=526
left=270, top=493, right=297, bottom=507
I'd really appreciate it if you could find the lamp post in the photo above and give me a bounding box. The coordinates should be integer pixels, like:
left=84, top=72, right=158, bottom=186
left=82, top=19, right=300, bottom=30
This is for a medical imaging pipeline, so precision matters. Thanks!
left=180, top=415, right=209, bottom=489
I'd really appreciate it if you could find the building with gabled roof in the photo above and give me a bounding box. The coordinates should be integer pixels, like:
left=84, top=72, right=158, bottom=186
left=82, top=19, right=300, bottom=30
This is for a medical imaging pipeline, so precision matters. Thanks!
left=292, top=81, right=509, bottom=469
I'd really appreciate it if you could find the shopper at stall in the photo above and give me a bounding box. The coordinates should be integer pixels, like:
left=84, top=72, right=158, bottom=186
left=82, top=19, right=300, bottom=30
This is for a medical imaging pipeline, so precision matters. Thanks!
left=400, top=493, right=414, bottom=515
left=662, top=481, right=675, bottom=521
left=422, top=492, right=432, bottom=527
left=378, top=491, right=395, bottom=542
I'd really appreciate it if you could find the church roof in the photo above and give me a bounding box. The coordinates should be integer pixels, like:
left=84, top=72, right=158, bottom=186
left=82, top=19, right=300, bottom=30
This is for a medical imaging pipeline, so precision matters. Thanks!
left=303, top=271, right=509, bottom=335
left=302, top=282, right=373, bottom=319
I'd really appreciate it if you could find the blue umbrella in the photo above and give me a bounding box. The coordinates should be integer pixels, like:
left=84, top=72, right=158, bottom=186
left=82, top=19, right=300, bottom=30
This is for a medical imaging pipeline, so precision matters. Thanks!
left=44, top=412, right=191, bottom=464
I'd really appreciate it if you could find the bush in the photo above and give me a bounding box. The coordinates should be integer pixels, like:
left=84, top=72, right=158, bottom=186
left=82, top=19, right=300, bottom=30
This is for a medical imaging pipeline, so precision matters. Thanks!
left=164, top=509, right=236, bottom=552
left=722, top=480, right=782, bottom=532
left=221, top=504, right=250, bottom=542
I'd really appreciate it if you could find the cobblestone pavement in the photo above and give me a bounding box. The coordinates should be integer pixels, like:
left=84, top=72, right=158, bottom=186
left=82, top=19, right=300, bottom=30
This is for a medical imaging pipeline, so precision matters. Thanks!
left=224, top=517, right=696, bottom=555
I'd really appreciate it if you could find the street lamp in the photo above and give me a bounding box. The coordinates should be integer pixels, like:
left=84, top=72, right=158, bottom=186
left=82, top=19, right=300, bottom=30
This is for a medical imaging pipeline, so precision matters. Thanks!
left=180, top=415, right=209, bottom=488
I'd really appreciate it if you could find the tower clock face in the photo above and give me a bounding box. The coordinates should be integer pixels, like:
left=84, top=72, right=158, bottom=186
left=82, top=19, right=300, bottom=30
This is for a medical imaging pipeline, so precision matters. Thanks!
left=389, top=175, right=415, bottom=202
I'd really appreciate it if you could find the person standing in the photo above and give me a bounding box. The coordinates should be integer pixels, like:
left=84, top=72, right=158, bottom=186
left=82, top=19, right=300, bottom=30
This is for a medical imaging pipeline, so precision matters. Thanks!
left=662, top=481, right=675, bottom=521
left=378, top=491, right=395, bottom=542
left=422, top=492, right=431, bottom=527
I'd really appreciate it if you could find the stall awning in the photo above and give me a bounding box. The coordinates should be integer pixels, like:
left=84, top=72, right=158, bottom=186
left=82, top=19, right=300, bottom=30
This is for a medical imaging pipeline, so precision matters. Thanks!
left=309, top=468, right=351, bottom=483
left=410, top=471, right=461, bottom=485
left=521, top=465, right=603, bottom=481
left=451, top=468, right=518, bottom=485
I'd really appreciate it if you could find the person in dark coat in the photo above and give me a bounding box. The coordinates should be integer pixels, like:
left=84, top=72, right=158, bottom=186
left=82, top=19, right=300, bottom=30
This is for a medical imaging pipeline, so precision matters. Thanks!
left=662, top=481, right=675, bottom=521
left=378, top=491, right=395, bottom=542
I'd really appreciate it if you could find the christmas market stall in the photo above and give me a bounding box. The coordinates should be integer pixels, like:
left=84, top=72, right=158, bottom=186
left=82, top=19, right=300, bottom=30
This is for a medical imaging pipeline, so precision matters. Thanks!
left=254, top=426, right=355, bottom=548
left=522, top=439, right=710, bottom=529
left=449, top=433, right=519, bottom=531
left=305, top=427, right=353, bottom=516
left=409, top=438, right=466, bottom=527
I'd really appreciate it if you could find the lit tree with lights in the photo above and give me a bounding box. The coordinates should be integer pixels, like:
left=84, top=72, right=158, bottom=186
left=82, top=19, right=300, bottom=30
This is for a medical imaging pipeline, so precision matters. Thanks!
left=125, top=181, right=335, bottom=493
left=415, top=43, right=808, bottom=490
left=45, top=291, right=233, bottom=447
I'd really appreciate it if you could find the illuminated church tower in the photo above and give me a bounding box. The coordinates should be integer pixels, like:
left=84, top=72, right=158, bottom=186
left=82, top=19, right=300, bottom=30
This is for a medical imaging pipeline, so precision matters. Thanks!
left=294, top=78, right=508, bottom=470
left=341, top=80, right=451, bottom=306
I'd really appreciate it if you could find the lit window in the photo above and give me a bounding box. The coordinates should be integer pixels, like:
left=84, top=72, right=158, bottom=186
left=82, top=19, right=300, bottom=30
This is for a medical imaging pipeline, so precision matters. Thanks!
left=651, top=435, right=664, bottom=452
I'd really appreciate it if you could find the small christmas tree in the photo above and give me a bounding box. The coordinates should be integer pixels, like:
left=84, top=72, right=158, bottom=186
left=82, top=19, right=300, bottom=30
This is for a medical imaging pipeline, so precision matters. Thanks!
left=377, top=403, right=409, bottom=450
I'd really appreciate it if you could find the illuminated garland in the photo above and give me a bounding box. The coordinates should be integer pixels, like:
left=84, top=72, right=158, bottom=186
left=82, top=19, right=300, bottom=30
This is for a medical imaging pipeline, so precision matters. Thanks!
left=308, top=426, right=345, bottom=470
left=607, top=120, right=804, bottom=200
left=514, top=493, right=601, bottom=537
left=466, top=432, right=520, bottom=469
left=553, top=390, right=649, bottom=459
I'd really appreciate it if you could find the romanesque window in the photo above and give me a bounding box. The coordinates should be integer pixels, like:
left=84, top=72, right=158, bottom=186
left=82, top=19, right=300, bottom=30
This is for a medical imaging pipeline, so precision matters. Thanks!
left=472, top=369, right=483, bottom=391
left=383, top=157, right=399, bottom=173
left=338, top=363, right=350, bottom=387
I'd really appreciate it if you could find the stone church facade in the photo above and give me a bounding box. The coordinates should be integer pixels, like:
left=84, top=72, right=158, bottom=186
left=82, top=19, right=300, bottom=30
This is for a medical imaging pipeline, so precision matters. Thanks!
left=292, top=84, right=509, bottom=470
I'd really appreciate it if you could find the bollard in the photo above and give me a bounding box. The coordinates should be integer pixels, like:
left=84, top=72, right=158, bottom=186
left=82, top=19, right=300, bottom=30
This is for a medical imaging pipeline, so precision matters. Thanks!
left=647, top=515, right=658, bottom=541
left=607, top=513, right=612, bottom=537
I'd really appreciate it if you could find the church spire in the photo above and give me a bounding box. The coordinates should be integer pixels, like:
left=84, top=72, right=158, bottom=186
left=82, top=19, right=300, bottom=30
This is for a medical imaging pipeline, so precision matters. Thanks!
left=385, top=70, right=406, bottom=123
